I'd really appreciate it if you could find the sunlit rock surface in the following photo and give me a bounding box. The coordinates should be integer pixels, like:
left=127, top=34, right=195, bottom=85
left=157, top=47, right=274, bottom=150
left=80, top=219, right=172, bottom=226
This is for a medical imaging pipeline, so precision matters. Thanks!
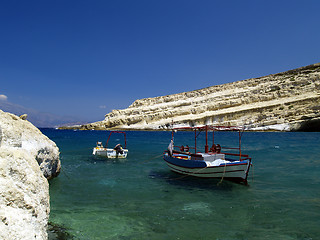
left=0, top=110, right=61, bottom=179
left=0, top=148, right=49, bottom=239
left=73, top=63, right=320, bottom=131
left=0, top=110, right=61, bottom=239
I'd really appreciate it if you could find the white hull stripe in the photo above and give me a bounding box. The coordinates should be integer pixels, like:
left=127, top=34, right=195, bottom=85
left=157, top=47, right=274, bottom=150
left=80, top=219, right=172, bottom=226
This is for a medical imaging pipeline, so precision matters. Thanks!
left=166, top=162, right=248, bottom=179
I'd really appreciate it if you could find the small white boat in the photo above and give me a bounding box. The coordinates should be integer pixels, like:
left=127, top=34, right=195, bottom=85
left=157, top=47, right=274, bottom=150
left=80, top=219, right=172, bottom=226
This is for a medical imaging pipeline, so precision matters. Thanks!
left=93, top=131, right=128, bottom=158
left=163, top=125, right=252, bottom=184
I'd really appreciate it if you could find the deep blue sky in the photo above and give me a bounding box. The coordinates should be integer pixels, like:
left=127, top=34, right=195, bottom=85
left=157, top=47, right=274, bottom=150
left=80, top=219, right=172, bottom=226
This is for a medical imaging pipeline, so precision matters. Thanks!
left=1, top=0, right=319, bottom=123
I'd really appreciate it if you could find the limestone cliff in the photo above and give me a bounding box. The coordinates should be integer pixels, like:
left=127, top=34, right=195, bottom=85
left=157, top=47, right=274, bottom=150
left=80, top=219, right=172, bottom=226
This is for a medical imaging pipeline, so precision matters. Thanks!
left=76, top=63, right=320, bottom=131
left=0, top=110, right=61, bottom=239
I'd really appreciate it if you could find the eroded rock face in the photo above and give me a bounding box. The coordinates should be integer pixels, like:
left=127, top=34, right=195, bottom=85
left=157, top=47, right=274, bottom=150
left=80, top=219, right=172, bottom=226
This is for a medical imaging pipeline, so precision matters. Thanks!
left=0, top=110, right=61, bottom=239
left=73, top=63, right=320, bottom=131
left=0, top=110, right=61, bottom=179
left=0, top=148, right=49, bottom=240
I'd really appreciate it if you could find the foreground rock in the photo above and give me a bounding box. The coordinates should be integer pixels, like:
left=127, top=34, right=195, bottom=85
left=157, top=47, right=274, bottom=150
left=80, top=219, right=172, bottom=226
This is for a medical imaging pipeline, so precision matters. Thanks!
left=0, top=110, right=61, bottom=179
left=0, top=148, right=49, bottom=239
left=0, top=110, right=61, bottom=239
left=68, top=63, right=320, bottom=131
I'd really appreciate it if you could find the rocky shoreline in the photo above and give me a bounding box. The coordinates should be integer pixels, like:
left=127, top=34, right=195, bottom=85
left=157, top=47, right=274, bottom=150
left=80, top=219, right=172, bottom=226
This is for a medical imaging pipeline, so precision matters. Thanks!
left=63, top=63, right=320, bottom=132
left=0, top=110, right=61, bottom=239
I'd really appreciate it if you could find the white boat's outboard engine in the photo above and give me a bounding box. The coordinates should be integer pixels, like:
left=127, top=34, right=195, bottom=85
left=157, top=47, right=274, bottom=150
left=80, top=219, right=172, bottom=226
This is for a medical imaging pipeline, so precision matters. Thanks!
left=114, top=144, right=124, bottom=154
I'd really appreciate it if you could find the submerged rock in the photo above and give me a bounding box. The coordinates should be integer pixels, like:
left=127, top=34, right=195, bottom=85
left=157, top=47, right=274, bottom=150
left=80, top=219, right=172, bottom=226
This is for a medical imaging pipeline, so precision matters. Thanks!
left=48, top=222, right=74, bottom=240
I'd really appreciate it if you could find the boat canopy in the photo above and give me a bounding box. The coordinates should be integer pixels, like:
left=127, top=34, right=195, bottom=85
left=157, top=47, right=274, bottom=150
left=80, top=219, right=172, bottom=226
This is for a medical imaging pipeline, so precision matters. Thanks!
left=170, top=125, right=245, bottom=157
left=106, top=131, right=127, bottom=149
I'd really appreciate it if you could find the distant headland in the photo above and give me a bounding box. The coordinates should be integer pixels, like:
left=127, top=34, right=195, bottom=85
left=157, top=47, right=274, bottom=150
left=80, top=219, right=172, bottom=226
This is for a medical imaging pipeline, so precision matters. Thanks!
left=61, top=63, right=320, bottom=131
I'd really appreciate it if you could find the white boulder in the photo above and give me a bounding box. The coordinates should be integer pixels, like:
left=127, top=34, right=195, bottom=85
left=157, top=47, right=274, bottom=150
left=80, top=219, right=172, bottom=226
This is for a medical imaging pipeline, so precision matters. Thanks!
left=0, top=110, right=61, bottom=179
left=0, top=148, right=49, bottom=239
left=0, top=109, right=61, bottom=239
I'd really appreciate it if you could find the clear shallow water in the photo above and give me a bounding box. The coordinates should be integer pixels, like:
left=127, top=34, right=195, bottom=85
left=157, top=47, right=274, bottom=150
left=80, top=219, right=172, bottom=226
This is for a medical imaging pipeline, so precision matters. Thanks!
left=43, top=129, right=320, bottom=240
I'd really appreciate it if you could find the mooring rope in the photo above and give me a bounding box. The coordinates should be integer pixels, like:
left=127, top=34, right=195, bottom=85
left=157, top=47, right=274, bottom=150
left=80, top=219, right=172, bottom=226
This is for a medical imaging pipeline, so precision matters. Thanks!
left=139, top=154, right=164, bottom=164
left=60, top=168, right=71, bottom=180
left=217, top=161, right=227, bottom=186
left=59, top=147, right=93, bottom=154
left=251, top=162, right=254, bottom=183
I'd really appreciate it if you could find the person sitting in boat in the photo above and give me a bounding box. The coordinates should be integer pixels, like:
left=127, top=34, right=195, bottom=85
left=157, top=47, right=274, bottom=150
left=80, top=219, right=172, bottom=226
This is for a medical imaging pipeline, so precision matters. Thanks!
left=216, top=144, right=221, bottom=153
left=185, top=145, right=190, bottom=153
left=167, top=140, right=173, bottom=157
left=114, top=144, right=124, bottom=154
left=210, top=144, right=216, bottom=152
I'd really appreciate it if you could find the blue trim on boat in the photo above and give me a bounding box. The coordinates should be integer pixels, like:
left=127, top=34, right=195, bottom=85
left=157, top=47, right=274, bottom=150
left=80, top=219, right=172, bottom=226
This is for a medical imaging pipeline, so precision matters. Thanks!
left=163, top=154, right=249, bottom=169
left=164, top=155, right=206, bottom=168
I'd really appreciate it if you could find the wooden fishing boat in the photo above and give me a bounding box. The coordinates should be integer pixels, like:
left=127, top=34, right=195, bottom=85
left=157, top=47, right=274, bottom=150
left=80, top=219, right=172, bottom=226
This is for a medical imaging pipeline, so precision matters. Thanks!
left=163, top=125, right=252, bottom=184
left=93, top=131, right=128, bottom=158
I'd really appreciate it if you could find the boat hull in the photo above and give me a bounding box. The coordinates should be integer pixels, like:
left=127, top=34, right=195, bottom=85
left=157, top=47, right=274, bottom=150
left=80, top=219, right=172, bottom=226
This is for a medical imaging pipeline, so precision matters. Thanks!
left=93, top=147, right=128, bottom=158
left=163, top=154, right=251, bottom=183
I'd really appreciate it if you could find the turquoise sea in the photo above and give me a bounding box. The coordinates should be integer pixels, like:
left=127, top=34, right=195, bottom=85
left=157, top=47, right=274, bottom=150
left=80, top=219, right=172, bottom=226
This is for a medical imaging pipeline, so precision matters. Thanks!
left=43, top=129, right=320, bottom=240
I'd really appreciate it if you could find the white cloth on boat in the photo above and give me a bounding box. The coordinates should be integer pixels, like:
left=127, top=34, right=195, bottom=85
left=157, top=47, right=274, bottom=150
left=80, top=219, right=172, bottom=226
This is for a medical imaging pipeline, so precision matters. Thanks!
left=205, top=159, right=230, bottom=167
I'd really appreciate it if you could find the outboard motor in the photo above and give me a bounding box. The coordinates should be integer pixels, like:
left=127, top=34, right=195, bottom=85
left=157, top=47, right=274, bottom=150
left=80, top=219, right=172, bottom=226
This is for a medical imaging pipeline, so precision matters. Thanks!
left=114, top=144, right=124, bottom=154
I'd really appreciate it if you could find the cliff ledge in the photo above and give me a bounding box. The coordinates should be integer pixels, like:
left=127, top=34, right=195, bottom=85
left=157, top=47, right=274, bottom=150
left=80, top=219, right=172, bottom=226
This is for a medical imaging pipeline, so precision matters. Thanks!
left=69, top=63, right=320, bottom=131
